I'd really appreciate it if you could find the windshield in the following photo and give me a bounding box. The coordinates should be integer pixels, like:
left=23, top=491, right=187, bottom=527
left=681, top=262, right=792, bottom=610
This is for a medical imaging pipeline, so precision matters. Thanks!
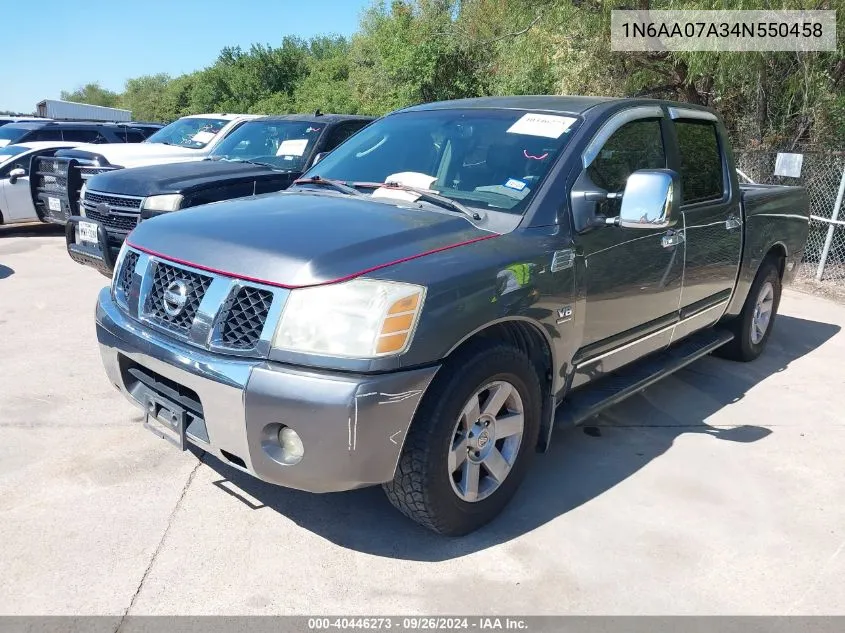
left=301, top=109, right=579, bottom=214
left=0, top=145, right=28, bottom=164
left=208, top=120, right=324, bottom=170
left=0, top=126, right=30, bottom=144
left=144, top=117, right=229, bottom=149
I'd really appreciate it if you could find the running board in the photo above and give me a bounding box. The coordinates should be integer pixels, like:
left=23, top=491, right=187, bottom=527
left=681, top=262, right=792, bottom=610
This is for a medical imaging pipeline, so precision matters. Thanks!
left=555, top=328, right=734, bottom=428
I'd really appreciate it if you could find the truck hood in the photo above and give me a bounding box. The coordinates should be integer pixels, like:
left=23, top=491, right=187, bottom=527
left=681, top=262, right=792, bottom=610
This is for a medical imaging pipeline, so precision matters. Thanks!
left=88, top=160, right=294, bottom=196
left=126, top=191, right=495, bottom=287
left=70, top=142, right=207, bottom=168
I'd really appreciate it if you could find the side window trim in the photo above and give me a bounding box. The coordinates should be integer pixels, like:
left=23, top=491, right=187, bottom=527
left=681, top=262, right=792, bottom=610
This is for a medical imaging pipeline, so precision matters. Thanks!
left=582, top=105, right=665, bottom=169
left=668, top=107, right=717, bottom=122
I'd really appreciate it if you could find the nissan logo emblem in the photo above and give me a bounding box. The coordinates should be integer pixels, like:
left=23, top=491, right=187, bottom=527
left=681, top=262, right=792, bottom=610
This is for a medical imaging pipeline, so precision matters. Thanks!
left=162, top=279, right=190, bottom=317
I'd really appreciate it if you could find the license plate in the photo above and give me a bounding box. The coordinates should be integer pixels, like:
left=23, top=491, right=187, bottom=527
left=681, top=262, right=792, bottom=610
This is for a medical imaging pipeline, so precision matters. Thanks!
left=76, top=221, right=99, bottom=244
left=47, top=197, right=61, bottom=212
left=143, top=397, right=187, bottom=451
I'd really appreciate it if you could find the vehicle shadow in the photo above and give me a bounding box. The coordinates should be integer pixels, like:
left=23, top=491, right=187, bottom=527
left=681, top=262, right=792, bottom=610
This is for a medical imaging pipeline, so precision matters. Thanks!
left=200, top=314, right=840, bottom=560
left=0, top=223, right=63, bottom=239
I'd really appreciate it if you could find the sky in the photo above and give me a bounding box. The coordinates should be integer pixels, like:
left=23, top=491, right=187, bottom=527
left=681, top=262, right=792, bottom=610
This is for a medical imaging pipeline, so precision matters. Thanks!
left=1, top=0, right=371, bottom=114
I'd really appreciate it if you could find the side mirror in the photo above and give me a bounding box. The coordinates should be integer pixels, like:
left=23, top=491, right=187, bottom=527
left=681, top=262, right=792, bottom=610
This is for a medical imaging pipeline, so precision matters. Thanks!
left=311, top=151, right=328, bottom=166
left=618, top=169, right=680, bottom=230
left=8, top=168, right=25, bottom=184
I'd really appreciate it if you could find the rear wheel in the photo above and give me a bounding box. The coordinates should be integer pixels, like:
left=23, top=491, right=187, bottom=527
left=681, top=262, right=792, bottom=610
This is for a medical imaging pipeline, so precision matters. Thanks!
left=716, top=259, right=781, bottom=361
left=383, top=341, right=541, bottom=535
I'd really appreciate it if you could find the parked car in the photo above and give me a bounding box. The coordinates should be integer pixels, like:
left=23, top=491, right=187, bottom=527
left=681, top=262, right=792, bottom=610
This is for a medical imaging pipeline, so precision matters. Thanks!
left=93, top=96, right=809, bottom=534
left=66, top=113, right=374, bottom=275
left=0, top=121, right=148, bottom=148
left=0, top=142, right=82, bottom=225
left=32, top=114, right=259, bottom=226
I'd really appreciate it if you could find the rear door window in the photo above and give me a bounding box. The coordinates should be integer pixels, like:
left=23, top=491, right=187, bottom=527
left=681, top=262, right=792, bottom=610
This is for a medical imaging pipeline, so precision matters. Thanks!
left=61, top=129, right=103, bottom=143
left=30, top=129, right=63, bottom=142
left=674, top=120, right=724, bottom=204
left=324, top=121, right=369, bottom=151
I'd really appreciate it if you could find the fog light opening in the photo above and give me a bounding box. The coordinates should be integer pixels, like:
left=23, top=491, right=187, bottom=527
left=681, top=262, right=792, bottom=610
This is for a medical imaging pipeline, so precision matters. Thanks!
left=277, top=426, right=304, bottom=465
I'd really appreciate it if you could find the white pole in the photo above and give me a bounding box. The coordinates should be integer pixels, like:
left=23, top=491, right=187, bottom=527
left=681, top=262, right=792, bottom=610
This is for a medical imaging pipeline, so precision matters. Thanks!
left=816, top=165, right=845, bottom=281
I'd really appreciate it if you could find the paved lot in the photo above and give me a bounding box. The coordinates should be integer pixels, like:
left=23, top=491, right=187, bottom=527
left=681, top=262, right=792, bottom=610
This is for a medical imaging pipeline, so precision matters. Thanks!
left=1, top=223, right=844, bottom=616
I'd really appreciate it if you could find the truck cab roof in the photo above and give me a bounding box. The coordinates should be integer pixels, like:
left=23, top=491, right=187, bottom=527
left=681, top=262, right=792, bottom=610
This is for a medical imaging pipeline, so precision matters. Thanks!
left=401, top=95, right=720, bottom=119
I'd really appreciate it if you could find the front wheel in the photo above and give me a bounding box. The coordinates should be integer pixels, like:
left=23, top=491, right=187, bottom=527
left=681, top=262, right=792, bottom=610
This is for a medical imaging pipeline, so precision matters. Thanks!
left=716, top=259, right=781, bottom=361
left=383, top=341, right=541, bottom=535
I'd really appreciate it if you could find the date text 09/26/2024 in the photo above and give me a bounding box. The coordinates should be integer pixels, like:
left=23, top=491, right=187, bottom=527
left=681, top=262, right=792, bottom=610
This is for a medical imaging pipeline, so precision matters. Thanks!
left=308, top=617, right=528, bottom=630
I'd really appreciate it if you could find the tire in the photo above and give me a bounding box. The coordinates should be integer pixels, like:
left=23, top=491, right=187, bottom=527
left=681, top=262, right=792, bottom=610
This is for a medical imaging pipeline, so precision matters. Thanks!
left=716, top=259, right=781, bottom=362
left=383, top=341, right=542, bottom=535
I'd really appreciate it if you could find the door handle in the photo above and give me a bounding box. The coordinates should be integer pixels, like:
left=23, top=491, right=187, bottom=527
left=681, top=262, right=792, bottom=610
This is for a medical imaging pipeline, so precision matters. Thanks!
left=661, top=230, right=685, bottom=249
left=725, top=215, right=742, bottom=230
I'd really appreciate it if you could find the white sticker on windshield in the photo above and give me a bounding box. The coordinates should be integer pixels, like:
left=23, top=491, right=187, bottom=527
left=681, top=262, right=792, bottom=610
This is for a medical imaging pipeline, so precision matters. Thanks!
left=507, top=113, right=576, bottom=139
left=277, top=139, right=309, bottom=156
left=191, top=131, right=215, bottom=144
left=384, top=171, right=437, bottom=190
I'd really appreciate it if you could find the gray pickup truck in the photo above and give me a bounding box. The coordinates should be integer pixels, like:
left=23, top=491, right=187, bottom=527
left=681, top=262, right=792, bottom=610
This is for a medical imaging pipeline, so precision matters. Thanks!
left=95, top=96, right=809, bottom=535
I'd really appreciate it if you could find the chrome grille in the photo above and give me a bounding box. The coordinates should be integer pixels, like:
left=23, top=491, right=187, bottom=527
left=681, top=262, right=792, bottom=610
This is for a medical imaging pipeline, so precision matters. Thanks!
left=219, top=287, right=274, bottom=349
left=84, top=191, right=142, bottom=209
left=143, top=263, right=212, bottom=334
left=83, top=205, right=139, bottom=233
left=114, top=248, right=284, bottom=356
left=82, top=190, right=143, bottom=234
left=118, top=251, right=139, bottom=299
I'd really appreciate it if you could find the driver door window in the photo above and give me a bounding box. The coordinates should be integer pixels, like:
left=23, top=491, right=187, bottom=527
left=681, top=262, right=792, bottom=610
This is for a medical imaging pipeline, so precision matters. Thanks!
left=586, top=119, right=665, bottom=216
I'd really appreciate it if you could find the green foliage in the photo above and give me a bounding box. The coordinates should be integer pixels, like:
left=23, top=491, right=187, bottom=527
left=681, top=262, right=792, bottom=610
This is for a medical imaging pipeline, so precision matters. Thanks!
left=60, top=82, right=121, bottom=108
left=121, top=74, right=172, bottom=121
left=60, top=0, right=845, bottom=147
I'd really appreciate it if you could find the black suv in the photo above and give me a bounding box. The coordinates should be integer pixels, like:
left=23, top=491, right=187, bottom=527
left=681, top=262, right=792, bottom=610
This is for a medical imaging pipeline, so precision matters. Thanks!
left=0, top=121, right=150, bottom=146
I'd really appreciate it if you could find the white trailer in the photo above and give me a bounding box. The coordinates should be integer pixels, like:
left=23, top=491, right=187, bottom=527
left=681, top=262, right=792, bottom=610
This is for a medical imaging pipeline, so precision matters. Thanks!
left=36, top=99, right=132, bottom=122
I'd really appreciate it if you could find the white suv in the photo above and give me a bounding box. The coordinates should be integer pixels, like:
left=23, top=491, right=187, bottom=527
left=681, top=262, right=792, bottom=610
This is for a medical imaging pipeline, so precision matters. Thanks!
left=57, top=113, right=261, bottom=169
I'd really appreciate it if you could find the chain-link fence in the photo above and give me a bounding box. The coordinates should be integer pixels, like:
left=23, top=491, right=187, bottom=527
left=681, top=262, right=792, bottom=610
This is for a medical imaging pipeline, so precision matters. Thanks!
left=734, top=150, right=845, bottom=287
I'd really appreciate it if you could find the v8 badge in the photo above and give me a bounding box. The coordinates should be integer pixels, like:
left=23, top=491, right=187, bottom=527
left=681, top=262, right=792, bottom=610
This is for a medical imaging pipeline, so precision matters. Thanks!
left=556, top=305, right=573, bottom=323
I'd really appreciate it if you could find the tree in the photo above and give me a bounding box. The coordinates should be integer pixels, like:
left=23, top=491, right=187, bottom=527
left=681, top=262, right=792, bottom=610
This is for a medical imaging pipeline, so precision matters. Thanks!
left=56, top=0, right=845, bottom=148
left=349, top=0, right=487, bottom=115
left=121, top=74, right=173, bottom=122
left=294, top=37, right=359, bottom=114
left=60, top=82, right=121, bottom=108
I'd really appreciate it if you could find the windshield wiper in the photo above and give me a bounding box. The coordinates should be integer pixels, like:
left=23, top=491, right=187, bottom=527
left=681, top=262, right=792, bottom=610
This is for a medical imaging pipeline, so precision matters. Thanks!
left=353, top=181, right=483, bottom=221
left=293, top=175, right=362, bottom=196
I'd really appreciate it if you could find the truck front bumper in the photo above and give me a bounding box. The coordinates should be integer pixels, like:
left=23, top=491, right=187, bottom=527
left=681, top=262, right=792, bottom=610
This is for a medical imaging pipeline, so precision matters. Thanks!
left=66, top=217, right=117, bottom=277
left=95, top=288, right=440, bottom=493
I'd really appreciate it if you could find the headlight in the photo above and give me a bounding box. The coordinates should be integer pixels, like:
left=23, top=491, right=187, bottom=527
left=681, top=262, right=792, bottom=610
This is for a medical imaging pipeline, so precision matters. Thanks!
left=142, top=194, right=183, bottom=212
left=273, top=278, right=425, bottom=358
